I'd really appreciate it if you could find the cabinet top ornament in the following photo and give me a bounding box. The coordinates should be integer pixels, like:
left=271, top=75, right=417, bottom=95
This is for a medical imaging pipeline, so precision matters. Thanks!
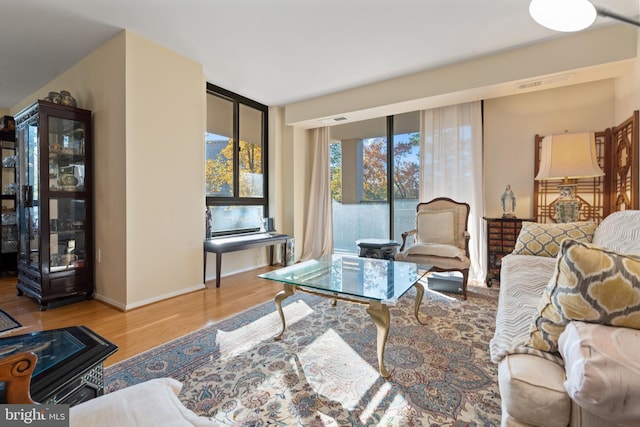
left=42, top=90, right=77, bottom=108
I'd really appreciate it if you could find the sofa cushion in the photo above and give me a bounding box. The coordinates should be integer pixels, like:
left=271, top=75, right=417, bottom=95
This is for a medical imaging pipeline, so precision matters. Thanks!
left=498, top=355, right=570, bottom=427
left=70, top=378, right=218, bottom=427
left=512, top=221, right=596, bottom=257
left=559, top=321, right=640, bottom=422
left=528, top=239, right=640, bottom=354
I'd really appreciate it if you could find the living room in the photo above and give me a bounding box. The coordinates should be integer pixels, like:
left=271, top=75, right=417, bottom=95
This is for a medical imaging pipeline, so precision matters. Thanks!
left=1, top=1, right=640, bottom=426
left=3, top=24, right=638, bottom=311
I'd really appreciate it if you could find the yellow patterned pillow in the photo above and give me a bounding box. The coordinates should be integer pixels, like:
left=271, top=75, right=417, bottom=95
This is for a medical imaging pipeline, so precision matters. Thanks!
left=512, top=221, right=597, bottom=257
left=528, top=239, right=640, bottom=353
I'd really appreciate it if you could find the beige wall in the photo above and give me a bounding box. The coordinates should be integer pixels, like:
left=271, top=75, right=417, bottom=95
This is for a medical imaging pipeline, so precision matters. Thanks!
left=11, top=31, right=206, bottom=310
left=483, top=80, right=615, bottom=219
left=613, top=31, right=640, bottom=123
left=11, top=32, right=129, bottom=307
left=124, top=32, right=205, bottom=307
left=284, top=25, right=637, bottom=129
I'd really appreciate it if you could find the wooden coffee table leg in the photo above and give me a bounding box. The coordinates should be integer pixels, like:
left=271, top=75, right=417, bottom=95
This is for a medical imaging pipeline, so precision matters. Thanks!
left=414, top=281, right=426, bottom=325
left=274, top=284, right=295, bottom=340
left=366, top=301, right=391, bottom=378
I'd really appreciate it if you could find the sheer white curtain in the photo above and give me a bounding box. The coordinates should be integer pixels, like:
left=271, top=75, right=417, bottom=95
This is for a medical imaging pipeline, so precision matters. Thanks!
left=420, top=101, right=486, bottom=283
left=300, top=127, right=334, bottom=260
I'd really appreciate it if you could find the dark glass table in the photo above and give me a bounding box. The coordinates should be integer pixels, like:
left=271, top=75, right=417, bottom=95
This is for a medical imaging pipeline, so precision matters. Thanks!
left=259, top=254, right=428, bottom=377
left=0, top=326, right=118, bottom=405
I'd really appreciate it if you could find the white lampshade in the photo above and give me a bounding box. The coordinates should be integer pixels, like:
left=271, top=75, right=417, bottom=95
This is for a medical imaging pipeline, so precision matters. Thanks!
left=535, top=132, right=604, bottom=181
left=529, top=0, right=597, bottom=32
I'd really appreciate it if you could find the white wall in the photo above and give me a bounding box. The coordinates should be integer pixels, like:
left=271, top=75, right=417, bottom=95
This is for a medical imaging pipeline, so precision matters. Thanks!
left=483, top=80, right=615, bottom=219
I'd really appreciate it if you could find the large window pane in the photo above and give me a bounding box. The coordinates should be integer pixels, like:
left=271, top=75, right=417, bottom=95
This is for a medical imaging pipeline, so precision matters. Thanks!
left=205, top=84, right=269, bottom=237
left=239, top=104, right=264, bottom=198
left=206, top=94, right=234, bottom=197
left=330, top=117, right=389, bottom=254
left=392, top=111, right=420, bottom=243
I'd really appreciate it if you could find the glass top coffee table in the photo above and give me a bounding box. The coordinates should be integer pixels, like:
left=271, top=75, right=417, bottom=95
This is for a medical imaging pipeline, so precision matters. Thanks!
left=259, top=254, right=429, bottom=378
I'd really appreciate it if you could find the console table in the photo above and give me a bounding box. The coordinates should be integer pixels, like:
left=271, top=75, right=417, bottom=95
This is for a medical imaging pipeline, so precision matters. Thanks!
left=0, top=326, right=117, bottom=406
left=204, top=232, right=291, bottom=288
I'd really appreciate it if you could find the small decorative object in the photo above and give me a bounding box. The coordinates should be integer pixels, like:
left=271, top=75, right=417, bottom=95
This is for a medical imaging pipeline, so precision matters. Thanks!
left=501, top=184, right=516, bottom=218
left=205, top=207, right=212, bottom=238
left=60, top=90, right=77, bottom=107
left=46, top=91, right=62, bottom=104
left=0, top=115, right=15, bottom=131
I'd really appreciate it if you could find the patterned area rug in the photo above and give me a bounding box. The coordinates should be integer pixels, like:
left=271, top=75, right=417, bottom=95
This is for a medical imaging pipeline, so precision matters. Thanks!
left=105, top=284, right=501, bottom=426
left=0, top=309, right=21, bottom=335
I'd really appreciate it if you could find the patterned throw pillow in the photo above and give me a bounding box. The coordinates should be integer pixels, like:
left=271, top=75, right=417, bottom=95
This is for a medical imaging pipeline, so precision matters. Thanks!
left=527, top=239, right=640, bottom=354
left=512, top=221, right=597, bottom=257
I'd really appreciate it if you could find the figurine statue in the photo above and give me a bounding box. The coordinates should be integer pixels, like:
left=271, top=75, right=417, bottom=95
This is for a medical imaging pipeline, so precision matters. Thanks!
left=501, top=184, right=516, bottom=218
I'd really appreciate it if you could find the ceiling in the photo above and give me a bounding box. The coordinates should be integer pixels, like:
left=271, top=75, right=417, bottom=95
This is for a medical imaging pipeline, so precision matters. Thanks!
left=1, top=0, right=638, bottom=109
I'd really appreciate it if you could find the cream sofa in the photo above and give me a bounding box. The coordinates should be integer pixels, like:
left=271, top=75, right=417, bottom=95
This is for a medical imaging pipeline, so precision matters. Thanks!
left=490, top=210, right=640, bottom=427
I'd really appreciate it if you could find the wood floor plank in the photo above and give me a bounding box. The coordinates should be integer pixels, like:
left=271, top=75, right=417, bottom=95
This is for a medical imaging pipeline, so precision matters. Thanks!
left=0, top=267, right=282, bottom=366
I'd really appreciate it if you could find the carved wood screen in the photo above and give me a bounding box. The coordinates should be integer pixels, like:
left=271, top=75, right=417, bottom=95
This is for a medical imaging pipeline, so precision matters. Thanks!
left=534, top=110, right=639, bottom=223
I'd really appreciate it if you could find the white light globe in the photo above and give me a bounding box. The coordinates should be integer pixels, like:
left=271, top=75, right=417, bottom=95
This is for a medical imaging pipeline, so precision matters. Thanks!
left=529, top=0, right=597, bottom=32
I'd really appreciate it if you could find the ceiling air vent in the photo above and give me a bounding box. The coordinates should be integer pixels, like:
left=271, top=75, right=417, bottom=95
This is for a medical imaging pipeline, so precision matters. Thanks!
left=319, top=116, right=348, bottom=123
left=516, top=73, right=573, bottom=90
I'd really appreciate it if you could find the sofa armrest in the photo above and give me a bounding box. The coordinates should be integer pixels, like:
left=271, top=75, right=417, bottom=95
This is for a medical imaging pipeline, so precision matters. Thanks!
left=559, top=321, right=640, bottom=423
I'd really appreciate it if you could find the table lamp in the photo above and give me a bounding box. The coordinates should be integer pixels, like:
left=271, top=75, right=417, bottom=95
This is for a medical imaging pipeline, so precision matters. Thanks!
left=535, top=132, right=604, bottom=223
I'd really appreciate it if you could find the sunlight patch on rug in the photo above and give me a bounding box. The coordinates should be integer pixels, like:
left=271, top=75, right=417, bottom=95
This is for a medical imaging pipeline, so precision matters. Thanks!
left=298, top=329, right=379, bottom=408
left=215, top=299, right=315, bottom=357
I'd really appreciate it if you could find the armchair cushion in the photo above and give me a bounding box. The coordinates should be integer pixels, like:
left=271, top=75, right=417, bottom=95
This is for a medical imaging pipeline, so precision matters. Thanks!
left=70, top=378, right=218, bottom=427
left=404, top=243, right=466, bottom=260
left=416, top=210, right=456, bottom=246
left=559, top=321, right=640, bottom=422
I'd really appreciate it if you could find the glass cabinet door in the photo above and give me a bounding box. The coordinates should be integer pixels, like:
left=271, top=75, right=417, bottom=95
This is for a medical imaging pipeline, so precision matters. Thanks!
left=48, top=116, right=85, bottom=192
left=1, top=137, right=18, bottom=257
left=17, top=119, right=40, bottom=268
left=48, top=116, right=87, bottom=271
left=49, top=199, right=86, bottom=271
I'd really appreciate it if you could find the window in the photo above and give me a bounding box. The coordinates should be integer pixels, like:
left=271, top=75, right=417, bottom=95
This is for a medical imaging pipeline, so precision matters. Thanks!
left=330, top=113, right=419, bottom=253
left=205, top=84, right=268, bottom=237
left=330, top=117, right=389, bottom=253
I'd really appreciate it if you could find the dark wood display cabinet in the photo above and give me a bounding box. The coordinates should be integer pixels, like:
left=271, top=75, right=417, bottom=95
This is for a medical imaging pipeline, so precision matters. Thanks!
left=1, top=121, right=18, bottom=276
left=484, top=217, right=534, bottom=287
left=15, top=101, right=93, bottom=310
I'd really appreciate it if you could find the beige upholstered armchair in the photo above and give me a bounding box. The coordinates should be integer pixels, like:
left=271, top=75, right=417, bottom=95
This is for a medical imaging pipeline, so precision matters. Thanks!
left=395, top=197, right=471, bottom=299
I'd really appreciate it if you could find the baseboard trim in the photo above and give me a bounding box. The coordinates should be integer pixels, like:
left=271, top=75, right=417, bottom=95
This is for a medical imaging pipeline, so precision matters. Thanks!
left=94, top=283, right=206, bottom=312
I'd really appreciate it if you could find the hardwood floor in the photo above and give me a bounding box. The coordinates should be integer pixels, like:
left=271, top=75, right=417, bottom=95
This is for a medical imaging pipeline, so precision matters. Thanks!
left=0, top=266, right=283, bottom=366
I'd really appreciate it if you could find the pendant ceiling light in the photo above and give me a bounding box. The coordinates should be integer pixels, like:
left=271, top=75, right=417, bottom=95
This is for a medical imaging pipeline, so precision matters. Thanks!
left=529, top=0, right=597, bottom=32
left=530, top=0, right=640, bottom=32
